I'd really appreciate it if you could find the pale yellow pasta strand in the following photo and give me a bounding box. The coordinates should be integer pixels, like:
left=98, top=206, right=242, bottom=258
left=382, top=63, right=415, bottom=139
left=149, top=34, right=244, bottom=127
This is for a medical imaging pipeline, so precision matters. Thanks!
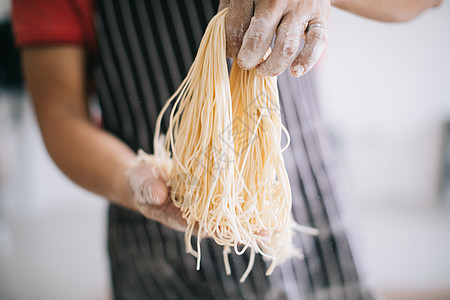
left=138, top=8, right=319, bottom=281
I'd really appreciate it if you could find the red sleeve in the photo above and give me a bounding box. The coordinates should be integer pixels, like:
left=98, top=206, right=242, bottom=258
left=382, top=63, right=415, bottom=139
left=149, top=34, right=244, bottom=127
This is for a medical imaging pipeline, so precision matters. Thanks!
left=12, top=0, right=96, bottom=55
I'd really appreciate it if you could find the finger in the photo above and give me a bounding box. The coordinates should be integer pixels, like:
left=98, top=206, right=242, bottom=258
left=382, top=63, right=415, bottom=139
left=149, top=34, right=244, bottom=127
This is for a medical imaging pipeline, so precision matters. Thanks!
left=225, top=0, right=254, bottom=58
left=256, top=12, right=304, bottom=77
left=142, top=179, right=167, bottom=206
left=290, top=20, right=327, bottom=77
left=236, top=0, right=285, bottom=70
left=132, top=175, right=167, bottom=206
left=164, top=202, right=188, bottom=232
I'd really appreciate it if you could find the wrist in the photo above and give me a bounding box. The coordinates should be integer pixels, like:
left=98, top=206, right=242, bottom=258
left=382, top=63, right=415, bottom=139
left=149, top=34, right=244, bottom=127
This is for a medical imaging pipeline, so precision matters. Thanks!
left=111, top=157, right=138, bottom=211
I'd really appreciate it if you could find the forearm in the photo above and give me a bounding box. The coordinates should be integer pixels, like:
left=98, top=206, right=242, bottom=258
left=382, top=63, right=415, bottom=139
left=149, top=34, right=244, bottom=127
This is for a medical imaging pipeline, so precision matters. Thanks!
left=21, top=46, right=190, bottom=232
left=331, top=0, right=442, bottom=22
left=39, top=112, right=137, bottom=210
left=22, top=46, right=137, bottom=211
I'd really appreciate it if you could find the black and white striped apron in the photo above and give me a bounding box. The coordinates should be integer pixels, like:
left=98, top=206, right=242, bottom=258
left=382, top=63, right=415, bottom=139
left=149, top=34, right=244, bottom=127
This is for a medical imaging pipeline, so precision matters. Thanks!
left=93, top=0, right=378, bottom=299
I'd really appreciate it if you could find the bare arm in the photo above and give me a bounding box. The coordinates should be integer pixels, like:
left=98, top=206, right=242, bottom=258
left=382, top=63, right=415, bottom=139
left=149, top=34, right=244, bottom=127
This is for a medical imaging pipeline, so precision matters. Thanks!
left=22, top=46, right=135, bottom=208
left=22, top=46, right=186, bottom=231
left=332, top=0, right=442, bottom=22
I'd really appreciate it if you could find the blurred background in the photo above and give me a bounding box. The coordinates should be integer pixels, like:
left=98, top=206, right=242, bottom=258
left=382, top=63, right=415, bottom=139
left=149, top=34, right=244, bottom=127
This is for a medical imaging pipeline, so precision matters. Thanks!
left=318, top=3, right=450, bottom=299
left=0, top=0, right=449, bottom=299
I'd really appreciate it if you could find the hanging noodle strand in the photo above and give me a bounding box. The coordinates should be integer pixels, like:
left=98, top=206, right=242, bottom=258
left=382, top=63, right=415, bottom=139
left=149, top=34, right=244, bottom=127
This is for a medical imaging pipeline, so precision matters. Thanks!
left=137, top=8, right=319, bottom=282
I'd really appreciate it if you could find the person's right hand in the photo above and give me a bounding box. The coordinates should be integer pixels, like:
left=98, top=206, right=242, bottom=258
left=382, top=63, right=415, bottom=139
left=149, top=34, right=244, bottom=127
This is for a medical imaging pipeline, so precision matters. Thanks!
left=125, top=162, right=187, bottom=232
left=220, top=0, right=329, bottom=77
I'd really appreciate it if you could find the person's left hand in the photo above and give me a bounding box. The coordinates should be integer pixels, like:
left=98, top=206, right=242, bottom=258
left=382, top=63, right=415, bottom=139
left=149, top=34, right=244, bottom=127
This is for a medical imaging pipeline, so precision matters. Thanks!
left=125, top=162, right=188, bottom=232
left=219, top=0, right=330, bottom=77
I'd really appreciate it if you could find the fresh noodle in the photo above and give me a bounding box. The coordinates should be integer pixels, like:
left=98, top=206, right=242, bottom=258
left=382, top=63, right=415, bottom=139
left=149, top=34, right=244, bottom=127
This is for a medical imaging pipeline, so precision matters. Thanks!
left=138, top=8, right=319, bottom=282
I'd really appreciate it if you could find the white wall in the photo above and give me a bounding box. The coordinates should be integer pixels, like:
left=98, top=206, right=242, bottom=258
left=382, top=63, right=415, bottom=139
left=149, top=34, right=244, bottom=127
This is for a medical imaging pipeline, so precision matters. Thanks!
left=318, top=2, right=450, bottom=209
left=316, top=2, right=450, bottom=294
left=0, top=97, right=110, bottom=300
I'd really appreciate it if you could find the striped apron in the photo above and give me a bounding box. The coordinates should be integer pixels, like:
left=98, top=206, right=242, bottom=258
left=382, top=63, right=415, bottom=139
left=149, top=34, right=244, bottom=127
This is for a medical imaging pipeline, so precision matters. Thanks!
left=93, top=0, right=378, bottom=299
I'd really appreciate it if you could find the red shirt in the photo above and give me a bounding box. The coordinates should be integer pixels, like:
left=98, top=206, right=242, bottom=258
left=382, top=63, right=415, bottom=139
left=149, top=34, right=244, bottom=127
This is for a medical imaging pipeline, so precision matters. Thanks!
left=12, top=0, right=96, bottom=56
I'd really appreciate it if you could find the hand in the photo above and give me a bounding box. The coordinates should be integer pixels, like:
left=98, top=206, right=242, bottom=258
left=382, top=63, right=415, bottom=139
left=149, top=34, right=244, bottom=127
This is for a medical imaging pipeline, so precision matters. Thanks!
left=220, top=0, right=330, bottom=77
left=125, top=162, right=187, bottom=232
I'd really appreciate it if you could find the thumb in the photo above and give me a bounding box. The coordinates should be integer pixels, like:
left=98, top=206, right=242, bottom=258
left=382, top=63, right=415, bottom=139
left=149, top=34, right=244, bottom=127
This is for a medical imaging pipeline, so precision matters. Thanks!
left=143, top=179, right=168, bottom=206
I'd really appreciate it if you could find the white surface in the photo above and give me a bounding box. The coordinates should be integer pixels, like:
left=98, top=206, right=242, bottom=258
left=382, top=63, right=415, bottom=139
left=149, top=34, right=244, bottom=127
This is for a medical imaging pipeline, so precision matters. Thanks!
left=317, top=3, right=450, bottom=209
left=317, top=2, right=450, bottom=292
left=360, top=206, right=450, bottom=291
left=0, top=98, right=110, bottom=300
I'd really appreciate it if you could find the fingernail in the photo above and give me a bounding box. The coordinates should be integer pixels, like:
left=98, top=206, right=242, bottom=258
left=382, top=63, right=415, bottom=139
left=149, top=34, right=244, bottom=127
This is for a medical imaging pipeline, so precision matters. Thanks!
left=156, top=184, right=167, bottom=203
left=147, top=182, right=166, bottom=205
left=258, top=230, right=269, bottom=236
left=293, top=65, right=304, bottom=77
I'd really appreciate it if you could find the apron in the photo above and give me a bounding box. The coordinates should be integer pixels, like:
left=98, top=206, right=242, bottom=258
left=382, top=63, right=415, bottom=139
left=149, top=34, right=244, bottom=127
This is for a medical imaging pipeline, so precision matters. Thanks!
left=93, top=0, right=378, bottom=299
